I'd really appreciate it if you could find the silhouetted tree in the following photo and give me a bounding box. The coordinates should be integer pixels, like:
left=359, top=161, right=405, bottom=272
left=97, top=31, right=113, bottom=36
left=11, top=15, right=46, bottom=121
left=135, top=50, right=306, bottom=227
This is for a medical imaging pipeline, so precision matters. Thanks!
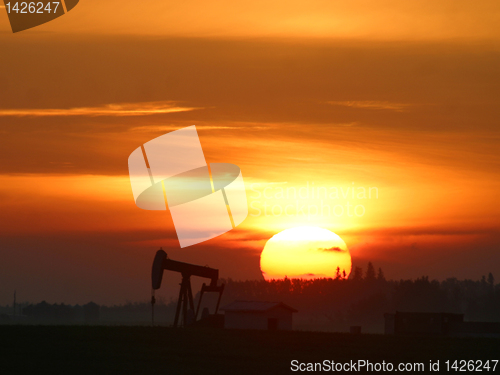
left=352, top=267, right=363, bottom=281
left=365, top=262, right=376, bottom=281
left=377, top=267, right=385, bottom=282
left=488, top=273, right=495, bottom=287
left=335, top=267, right=341, bottom=279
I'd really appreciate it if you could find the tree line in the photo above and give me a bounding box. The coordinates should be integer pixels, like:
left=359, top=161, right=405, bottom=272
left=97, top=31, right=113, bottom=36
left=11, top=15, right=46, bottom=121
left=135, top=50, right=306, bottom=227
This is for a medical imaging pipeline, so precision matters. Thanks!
left=2, top=263, right=498, bottom=332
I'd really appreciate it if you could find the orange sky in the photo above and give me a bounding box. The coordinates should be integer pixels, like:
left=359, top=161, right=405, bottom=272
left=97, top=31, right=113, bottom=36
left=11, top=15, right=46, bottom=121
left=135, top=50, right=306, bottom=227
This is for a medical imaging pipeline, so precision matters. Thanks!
left=0, top=1, right=499, bottom=305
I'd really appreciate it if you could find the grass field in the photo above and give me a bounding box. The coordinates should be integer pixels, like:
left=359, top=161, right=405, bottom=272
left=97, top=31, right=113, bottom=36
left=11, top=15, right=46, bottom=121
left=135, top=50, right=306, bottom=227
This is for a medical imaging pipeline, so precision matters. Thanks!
left=1, top=326, right=499, bottom=374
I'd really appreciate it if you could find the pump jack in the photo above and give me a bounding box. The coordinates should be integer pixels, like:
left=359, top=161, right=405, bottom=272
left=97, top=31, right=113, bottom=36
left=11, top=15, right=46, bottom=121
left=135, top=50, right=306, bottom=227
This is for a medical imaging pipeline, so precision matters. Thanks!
left=151, top=248, right=224, bottom=327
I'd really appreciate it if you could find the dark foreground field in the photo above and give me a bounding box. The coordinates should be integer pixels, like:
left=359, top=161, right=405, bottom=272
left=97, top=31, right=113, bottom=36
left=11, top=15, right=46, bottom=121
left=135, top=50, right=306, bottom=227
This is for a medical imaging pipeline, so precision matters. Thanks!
left=1, top=326, right=499, bottom=374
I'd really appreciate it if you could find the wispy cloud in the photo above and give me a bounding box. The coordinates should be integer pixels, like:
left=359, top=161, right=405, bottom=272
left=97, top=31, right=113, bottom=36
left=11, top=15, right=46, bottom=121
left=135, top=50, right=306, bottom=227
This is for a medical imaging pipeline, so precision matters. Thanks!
left=319, top=246, right=345, bottom=252
left=0, top=101, right=200, bottom=117
left=129, top=125, right=240, bottom=132
left=342, top=226, right=500, bottom=237
left=128, top=121, right=273, bottom=133
left=328, top=100, right=412, bottom=112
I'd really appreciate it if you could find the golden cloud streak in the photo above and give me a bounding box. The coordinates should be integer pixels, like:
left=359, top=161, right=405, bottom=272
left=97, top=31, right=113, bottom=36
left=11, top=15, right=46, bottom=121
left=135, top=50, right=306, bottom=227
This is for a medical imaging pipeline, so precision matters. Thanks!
left=0, top=101, right=200, bottom=117
left=328, top=101, right=413, bottom=111
left=129, top=125, right=242, bottom=132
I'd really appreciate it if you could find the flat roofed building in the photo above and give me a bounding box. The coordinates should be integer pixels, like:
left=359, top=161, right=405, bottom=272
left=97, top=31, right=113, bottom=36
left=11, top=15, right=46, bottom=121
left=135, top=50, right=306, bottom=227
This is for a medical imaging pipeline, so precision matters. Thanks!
left=384, top=312, right=500, bottom=338
left=385, top=312, right=464, bottom=335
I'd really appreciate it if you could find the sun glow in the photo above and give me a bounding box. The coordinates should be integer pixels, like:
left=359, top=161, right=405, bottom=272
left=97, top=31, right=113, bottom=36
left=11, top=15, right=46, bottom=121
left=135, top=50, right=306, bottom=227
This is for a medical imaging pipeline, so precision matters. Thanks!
left=260, top=226, right=352, bottom=280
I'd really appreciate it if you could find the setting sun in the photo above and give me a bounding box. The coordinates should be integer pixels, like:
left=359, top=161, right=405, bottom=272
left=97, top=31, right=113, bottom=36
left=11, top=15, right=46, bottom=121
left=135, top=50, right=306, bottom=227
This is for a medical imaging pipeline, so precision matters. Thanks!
left=260, top=226, right=352, bottom=280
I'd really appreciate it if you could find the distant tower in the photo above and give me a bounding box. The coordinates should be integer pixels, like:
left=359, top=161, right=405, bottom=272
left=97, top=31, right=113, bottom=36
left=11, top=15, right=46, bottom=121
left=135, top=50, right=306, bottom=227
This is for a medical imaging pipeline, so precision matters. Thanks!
left=13, top=290, right=16, bottom=316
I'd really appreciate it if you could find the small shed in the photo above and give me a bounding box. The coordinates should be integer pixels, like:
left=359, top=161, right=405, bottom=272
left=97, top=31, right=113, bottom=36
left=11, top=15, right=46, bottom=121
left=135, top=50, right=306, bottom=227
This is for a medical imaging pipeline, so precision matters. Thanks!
left=221, top=301, right=297, bottom=331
